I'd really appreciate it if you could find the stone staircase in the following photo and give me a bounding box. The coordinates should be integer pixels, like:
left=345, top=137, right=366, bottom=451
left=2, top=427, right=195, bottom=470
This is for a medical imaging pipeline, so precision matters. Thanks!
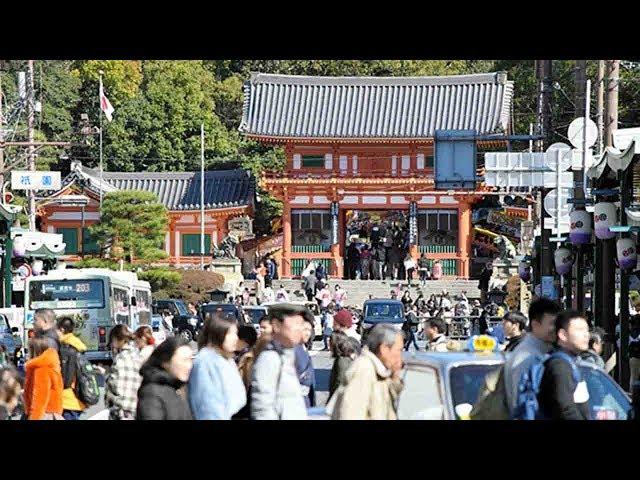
left=260, top=279, right=480, bottom=307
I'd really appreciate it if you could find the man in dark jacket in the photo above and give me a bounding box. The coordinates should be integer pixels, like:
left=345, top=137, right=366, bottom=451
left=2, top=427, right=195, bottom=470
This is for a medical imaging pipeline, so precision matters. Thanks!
left=502, top=311, right=527, bottom=352
left=315, top=263, right=326, bottom=282
left=265, top=256, right=277, bottom=286
left=538, top=310, right=591, bottom=420
left=346, top=242, right=360, bottom=280
left=33, top=309, right=60, bottom=352
left=295, top=318, right=316, bottom=408
left=303, top=271, right=317, bottom=302
left=478, top=262, right=493, bottom=304
left=402, top=305, right=420, bottom=351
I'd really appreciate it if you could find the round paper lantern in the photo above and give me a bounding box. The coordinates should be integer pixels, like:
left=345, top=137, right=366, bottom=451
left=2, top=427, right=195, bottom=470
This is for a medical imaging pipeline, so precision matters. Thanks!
left=32, top=259, right=44, bottom=276
left=617, top=237, right=637, bottom=271
left=12, top=237, right=26, bottom=257
left=594, top=202, right=617, bottom=240
left=518, top=261, right=531, bottom=282
left=570, top=210, right=592, bottom=244
left=554, top=247, right=574, bottom=275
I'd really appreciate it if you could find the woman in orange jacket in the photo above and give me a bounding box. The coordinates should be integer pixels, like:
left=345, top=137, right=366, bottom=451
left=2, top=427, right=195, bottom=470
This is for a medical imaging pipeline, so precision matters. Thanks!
left=23, top=336, right=64, bottom=420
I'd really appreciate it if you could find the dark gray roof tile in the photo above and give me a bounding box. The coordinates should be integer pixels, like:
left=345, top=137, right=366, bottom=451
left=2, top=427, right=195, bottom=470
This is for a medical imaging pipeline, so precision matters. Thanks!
left=240, top=72, right=514, bottom=139
left=70, top=164, right=254, bottom=211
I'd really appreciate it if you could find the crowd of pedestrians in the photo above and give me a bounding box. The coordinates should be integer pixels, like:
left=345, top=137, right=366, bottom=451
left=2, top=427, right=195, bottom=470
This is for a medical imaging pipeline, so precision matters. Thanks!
left=0, top=293, right=628, bottom=421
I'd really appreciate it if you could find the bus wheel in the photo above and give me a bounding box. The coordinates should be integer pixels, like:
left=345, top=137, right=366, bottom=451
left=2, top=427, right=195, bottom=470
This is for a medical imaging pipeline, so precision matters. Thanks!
left=179, top=329, right=193, bottom=342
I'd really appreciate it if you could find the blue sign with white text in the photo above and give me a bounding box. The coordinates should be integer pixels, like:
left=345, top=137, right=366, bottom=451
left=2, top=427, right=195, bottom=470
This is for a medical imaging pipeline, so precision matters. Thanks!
left=434, top=130, right=477, bottom=190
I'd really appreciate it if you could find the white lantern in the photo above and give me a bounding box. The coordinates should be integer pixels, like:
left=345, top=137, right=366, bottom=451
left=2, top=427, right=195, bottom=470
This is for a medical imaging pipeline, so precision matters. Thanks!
left=617, top=237, right=637, bottom=271
left=12, top=237, right=26, bottom=257
left=518, top=261, right=531, bottom=282
left=554, top=247, right=574, bottom=275
left=570, top=210, right=592, bottom=244
left=594, top=202, right=617, bottom=240
left=32, top=259, right=44, bottom=276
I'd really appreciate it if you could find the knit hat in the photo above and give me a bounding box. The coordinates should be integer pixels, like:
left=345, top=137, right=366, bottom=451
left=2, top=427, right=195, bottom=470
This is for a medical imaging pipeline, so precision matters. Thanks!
left=333, top=309, right=353, bottom=329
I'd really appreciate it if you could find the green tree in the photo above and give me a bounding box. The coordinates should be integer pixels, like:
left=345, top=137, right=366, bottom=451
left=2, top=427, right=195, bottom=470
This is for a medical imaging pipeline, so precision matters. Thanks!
left=39, top=61, right=82, bottom=141
left=73, top=60, right=143, bottom=105
left=89, top=190, right=169, bottom=263
left=103, top=60, right=236, bottom=172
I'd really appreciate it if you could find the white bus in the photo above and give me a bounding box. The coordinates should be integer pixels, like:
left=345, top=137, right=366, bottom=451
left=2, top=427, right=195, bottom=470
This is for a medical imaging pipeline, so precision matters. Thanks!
left=24, top=268, right=152, bottom=362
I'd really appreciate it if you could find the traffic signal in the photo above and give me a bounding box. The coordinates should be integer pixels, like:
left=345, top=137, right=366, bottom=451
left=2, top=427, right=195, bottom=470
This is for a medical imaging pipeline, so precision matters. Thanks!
left=3, top=192, right=13, bottom=204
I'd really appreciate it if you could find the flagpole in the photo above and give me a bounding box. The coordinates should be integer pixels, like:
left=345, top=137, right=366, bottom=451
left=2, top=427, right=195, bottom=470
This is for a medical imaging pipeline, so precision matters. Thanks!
left=200, top=123, right=205, bottom=271
left=99, top=70, right=104, bottom=211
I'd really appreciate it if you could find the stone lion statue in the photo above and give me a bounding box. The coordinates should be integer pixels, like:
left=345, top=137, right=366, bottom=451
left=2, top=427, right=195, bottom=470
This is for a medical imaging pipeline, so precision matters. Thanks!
left=493, top=235, right=517, bottom=260
left=213, top=234, right=239, bottom=259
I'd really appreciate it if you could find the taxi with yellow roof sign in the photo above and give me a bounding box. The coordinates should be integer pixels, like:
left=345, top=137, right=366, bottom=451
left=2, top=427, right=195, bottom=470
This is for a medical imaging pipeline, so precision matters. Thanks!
left=397, top=335, right=633, bottom=420
left=397, top=335, right=504, bottom=420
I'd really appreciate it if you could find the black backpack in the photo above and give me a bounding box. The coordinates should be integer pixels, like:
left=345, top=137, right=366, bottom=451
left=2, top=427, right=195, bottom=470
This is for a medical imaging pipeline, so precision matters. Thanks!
left=59, top=343, right=78, bottom=390
left=74, top=354, right=100, bottom=406
left=59, top=343, right=100, bottom=406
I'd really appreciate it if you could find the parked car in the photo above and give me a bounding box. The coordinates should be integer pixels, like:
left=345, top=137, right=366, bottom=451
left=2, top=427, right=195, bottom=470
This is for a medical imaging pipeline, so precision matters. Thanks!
left=152, top=299, right=202, bottom=342
left=308, top=335, right=635, bottom=421
left=201, top=303, right=247, bottom=326
left=242, top=306, right=268, bottom=334
left=397, top=348, right=633, bottom=420
left=0, top=313, right=21, bottom=362
left=361, top=299, right=405, bottom=343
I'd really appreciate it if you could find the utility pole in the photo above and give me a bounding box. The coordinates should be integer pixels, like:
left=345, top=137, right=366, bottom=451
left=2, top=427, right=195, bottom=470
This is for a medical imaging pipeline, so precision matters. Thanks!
left=572, top=60, right=587, bottom=311
left=593, top=60, right=606, bottom=339
left=604, top=60, right=619, bottom=148
left=596, top=60, right=605, bottom=155
left=27, top=60, right=36, bottom=231
left=599, top=59, right=619, bottom=381
left=538, top=60, right=555, bottom=299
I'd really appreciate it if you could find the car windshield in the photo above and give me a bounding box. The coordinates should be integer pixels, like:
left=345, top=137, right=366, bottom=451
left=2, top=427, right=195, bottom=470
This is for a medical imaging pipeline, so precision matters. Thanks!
left=245, top=309, right=267, bottom=324
left=580, top=366, right=631, bottom=420
left=449, top=364, right=501, bottom=417
left=365, top=303, right=402, bottom=321
left=29, top=279, right=105, bottom=309
left=203, top=305, right=238, bottom=321
left=174, top=301, right=189, bottom=316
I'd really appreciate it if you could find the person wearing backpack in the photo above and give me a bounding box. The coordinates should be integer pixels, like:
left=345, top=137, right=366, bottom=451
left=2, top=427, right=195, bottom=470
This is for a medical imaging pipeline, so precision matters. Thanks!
left=535, top=310, right=591, bottom=420
left=57, top=318, right=88, bottom=420
left=503, top=298, right=561, bottom=415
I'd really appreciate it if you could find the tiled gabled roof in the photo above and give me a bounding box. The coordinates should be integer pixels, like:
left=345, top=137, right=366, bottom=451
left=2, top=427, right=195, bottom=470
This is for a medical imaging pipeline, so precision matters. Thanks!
left=58, top=162, right=255, bottom=211
left=240, top=72, right=514, bottom=140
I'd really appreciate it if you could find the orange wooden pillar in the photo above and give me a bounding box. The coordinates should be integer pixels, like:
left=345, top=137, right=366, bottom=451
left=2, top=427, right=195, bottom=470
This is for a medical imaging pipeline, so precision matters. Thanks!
left=282, top=201, right=292, bottom=278
left=458, top=200, right=472, bottom=278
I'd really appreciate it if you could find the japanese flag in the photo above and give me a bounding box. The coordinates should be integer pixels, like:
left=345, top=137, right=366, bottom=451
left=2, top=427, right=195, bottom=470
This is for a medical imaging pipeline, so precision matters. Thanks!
left=99, top=78, right=115, bottom=122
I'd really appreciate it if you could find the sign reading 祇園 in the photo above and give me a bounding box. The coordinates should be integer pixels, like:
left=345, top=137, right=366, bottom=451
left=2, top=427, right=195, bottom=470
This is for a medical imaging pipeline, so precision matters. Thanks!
left=11, top=171, right=61, bottom=191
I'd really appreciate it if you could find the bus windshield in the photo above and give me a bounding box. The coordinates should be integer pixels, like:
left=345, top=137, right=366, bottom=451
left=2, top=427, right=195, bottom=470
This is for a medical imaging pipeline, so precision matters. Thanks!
left=29, top=279, right=105, bottom=309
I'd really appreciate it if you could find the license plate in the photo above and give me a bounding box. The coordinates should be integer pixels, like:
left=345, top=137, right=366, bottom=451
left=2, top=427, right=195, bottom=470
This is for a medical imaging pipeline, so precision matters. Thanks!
left=594, top=408, right=617, bottom=420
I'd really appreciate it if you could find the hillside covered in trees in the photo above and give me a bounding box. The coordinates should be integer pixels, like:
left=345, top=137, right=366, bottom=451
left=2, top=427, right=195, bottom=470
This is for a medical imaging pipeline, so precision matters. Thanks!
left=2, top=60, right=638, bottom=233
